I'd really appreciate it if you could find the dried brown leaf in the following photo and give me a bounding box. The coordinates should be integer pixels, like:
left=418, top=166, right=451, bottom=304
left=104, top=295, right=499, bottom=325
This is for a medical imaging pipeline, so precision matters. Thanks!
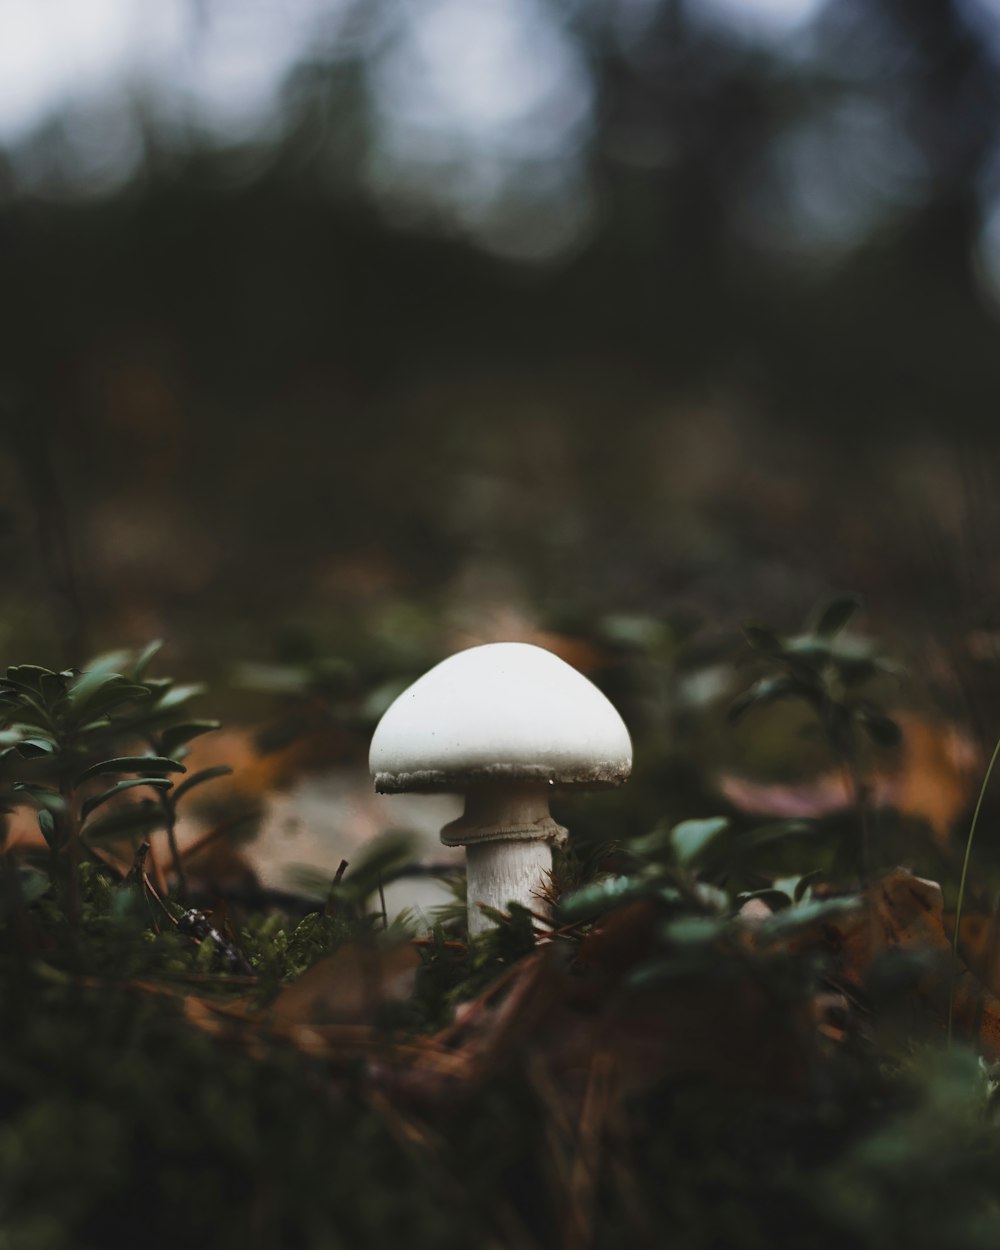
left=270, top=941, right=421, bottom=1025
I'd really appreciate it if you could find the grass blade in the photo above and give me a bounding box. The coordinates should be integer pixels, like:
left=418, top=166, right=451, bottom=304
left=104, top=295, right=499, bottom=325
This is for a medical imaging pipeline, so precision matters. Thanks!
left=948, top=731, right=1000, bottom=1047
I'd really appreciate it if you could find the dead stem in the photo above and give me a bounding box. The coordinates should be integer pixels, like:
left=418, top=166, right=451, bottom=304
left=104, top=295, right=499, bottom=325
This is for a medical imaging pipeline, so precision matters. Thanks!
left=179, top=810, right=259, bottom=864
left=564, top=1049, right=616, bottom=1250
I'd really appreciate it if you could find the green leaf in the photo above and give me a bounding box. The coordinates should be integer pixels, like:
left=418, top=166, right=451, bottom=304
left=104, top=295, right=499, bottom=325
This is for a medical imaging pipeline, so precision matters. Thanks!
left=755, top=895, right=860, bottom=938
left=0, top=866, right=51, bottom=918
left=80, top=778, right=173, bottom=823
left=81, top=800, right=168, bottom=843
left=66, top=672, right=150, bottom=719
left=0, top=686, right=53, bottom=727
left=4, top=665, right=53, bottom=694
left=559, top=874, right=655, bottom=921
left=728, top=675, right=814, bottom=723
left=17, top=865, right=51, bottom=906
left=39, top=672, right=70, bottom=705
left=626, top=947, right=732, bottom=989
left=790, top=870, right=821, bottom=902
left=153, top=683, right=207, bottom=712
left=812, top=593, right=863, bottom=639
left=855, top=705, right=902, bottom=748
left=692, top=882, right=730, bottom=911
left=723, top=819, right=815, bottom=865
left=663, top=915, right=727, bottom=945
left=133, top=639, right=164, bottom=681
left=65, top=668, right=125, bottom=707
left=782, top=637, right=833, bottom=671
left=15, top=737, right=56, bottom=758
left=93, top=684, right=152, bottom=713
left=171, top=765, right=233, bottom=803
left=836, top=656, right=879, bottom=687
left=159, top=720, right=221, bottom=756
left=74, top=756, right=186, bottom=787
left=627, top=821, right=676, bottom=861
left=742, top=624, right=783, bottom=655
left=670, top=817, right=729, bottom=867
left=36, top=809, right=56, bottom=849
left=11, top=784, right=66, bottom=815
left=123, top=684, right=209, bottom=733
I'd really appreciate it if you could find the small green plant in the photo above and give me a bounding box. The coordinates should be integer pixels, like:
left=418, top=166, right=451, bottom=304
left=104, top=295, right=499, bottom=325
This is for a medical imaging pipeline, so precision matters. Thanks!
left=730, top=594, right=903, bottom=874
left=0, top=642, right=228, bottom=926
left=556, top=810, right=854, bottom=994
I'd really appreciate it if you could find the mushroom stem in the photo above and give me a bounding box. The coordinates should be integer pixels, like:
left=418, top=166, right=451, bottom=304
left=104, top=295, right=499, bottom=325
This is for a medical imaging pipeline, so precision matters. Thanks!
left=440, top=783, right=566, bottom=936
left=465, top=840, right=554, bottom=936
left=441, top=782, right=565, bottom=845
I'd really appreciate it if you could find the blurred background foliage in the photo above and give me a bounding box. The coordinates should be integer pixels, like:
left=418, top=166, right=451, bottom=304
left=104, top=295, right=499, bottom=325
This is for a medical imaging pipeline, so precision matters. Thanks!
left=2, top=0, right=1000, bottom=759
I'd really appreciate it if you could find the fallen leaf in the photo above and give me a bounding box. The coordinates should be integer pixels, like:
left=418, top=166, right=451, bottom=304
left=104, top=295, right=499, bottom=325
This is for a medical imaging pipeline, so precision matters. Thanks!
left=717, top=713, right=978, bottom=841
left=270, top=941, right=421, bottom=1025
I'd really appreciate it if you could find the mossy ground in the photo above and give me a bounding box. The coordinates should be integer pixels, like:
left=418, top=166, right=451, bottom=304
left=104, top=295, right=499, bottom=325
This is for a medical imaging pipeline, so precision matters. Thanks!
left=3, top=850, right=1000, bottom=1250
left=2, top=628, right=1000, bottom=1250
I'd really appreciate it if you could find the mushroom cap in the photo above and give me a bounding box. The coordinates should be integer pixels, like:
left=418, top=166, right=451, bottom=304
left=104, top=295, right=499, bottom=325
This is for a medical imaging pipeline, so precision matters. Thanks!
left=370, top=642, right=633, bottom=793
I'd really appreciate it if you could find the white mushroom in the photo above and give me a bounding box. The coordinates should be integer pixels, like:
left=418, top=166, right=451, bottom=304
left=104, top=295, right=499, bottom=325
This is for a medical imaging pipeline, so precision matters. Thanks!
left=369, top=642, right=632, bottom=935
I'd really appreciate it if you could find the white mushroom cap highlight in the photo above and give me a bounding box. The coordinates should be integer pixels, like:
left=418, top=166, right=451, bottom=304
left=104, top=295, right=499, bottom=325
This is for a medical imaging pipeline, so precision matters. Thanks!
left=370, top=642, right=633, bottom=793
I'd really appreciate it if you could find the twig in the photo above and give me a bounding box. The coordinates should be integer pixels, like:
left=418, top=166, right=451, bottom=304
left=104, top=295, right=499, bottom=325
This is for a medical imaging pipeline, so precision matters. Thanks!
left=60, top=774, right=81, bottom=933
left=157, top=787, right=188, bottom=902
left=123, top=840, right=151, bottom=888
left=179, top=810, right=259, bottom=863
left=324, top=859, right=349, bottom=918
left=565, top=1049, right=616, bottom=1250
left=431, top=958, right=534, bottom=1047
